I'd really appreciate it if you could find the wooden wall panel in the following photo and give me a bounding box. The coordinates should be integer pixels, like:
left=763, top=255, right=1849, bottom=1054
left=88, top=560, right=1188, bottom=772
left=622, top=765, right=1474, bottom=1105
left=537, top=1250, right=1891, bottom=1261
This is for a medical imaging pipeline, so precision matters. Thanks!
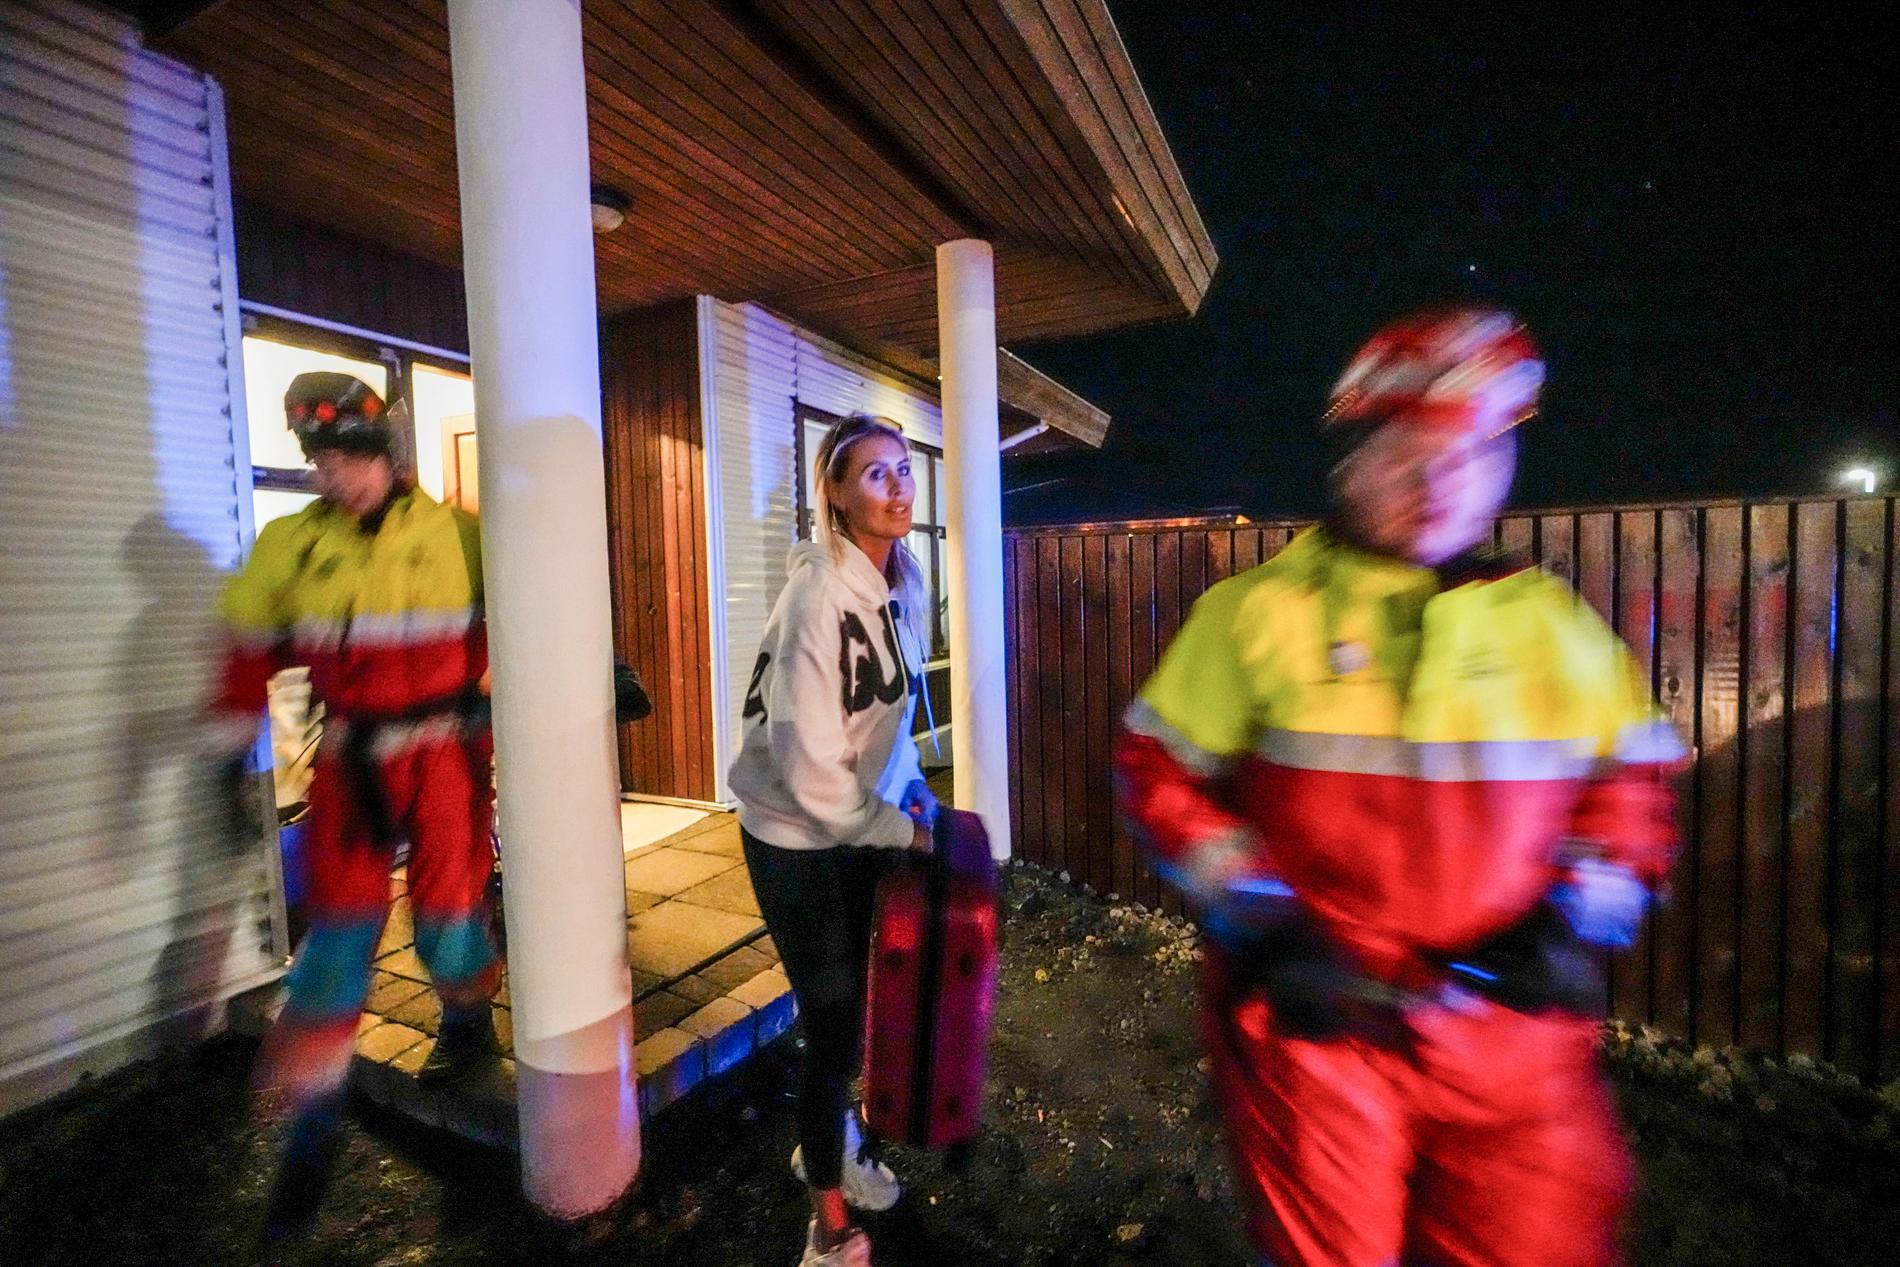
left=1004, top=498, right=1900, bottom=1079
left=233, top=199, right=469, bottom=353
left=601, top=300, right=714, bottom=801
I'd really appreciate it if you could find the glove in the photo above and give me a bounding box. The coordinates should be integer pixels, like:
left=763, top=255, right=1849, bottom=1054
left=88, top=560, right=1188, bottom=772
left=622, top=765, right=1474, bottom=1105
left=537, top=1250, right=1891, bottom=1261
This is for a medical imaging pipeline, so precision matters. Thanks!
left=899, top=778, right=939, bottom=829
left=1444, top=902, right=1605, bottom=1016
left=1237, top=908, right=1412, bottom=1043
left=1550, top=857, right=1649, bottom=948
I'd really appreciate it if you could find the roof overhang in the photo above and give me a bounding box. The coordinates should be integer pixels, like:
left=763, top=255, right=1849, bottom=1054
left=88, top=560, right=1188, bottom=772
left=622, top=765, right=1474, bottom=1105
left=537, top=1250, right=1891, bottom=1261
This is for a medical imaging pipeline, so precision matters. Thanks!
left=146, top=0, right=1214, bottom=446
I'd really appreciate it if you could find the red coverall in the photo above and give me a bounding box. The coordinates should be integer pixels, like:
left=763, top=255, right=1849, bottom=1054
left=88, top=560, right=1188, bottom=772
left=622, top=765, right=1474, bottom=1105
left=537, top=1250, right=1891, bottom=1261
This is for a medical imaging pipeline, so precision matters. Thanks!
left=212, top=486, right=497, bottom=1108
left=1115, top=526, right=1682, bottom=1267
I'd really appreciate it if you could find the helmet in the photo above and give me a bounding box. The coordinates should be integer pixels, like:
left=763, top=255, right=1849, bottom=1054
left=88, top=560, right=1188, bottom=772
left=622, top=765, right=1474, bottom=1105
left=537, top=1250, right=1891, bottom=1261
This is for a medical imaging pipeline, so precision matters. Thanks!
left=284, top=371, right=395, bottom=459
left=1323, top=308, right=1545, bottom=441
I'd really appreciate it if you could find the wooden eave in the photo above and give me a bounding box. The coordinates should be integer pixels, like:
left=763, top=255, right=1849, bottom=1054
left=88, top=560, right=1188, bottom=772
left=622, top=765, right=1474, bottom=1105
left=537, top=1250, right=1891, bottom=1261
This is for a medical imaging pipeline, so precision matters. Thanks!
left=153, top=0, right=1212, bottom=441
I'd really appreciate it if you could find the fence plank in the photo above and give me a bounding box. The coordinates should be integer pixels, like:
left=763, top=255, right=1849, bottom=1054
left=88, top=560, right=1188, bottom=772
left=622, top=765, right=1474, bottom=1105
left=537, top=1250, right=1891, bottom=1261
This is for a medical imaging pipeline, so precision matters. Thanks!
left=1614, top=510, right=1660, bottom=1024
left=1832, top=500, right=1886, bottom=1071
left=1062, top=536, right=1089, bottom=883
left=1739, top=504, right=1791, bottom=1055
left=1696, top=505, right=1745, bottom=1048
left=1083, top=535, right=1112, bottom=896
left=1149, top=531, right=1183, bottom=912
left=1499, top=514, right=1534, bottom=560
left=1037, top=535, right=1067, bottom=876
left=1107, top=532, right=1135, bottom=902
left=1206, top=528, right=1233, bottom=588
left=1129, top=532, right=1161, bottom=910
left=1539, top=513, right=1577, bottom=588
left=1013, top=538, right=1044, bottom=870
left=1652, top=507, right=1699, bottom=1040
left=1004, top=535, right=1020, bottom=853
left=1233, top=526, right=1261, bottom=573
left=1577, top=513, right=1615, bottom=625
left=1784, top=501, right=1838, bottom=1060
left=1883, top=501, right=1900, bottom=1079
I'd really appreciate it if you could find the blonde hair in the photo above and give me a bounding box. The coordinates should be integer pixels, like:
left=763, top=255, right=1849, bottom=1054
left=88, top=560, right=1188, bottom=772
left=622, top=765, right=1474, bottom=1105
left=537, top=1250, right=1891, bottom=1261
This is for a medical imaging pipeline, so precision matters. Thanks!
left=813, top=413, right=931, bottom=656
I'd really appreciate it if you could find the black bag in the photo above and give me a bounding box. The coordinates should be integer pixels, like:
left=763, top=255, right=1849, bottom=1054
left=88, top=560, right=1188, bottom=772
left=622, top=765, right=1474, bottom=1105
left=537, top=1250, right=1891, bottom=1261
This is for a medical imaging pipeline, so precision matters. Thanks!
left=613, top=662, right=652, bottom=723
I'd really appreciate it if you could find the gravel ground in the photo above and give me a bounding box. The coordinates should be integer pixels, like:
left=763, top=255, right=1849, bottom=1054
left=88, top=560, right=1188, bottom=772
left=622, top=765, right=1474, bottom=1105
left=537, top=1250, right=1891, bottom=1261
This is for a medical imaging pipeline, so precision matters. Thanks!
left=3, top=863, right=1897, bottom=1266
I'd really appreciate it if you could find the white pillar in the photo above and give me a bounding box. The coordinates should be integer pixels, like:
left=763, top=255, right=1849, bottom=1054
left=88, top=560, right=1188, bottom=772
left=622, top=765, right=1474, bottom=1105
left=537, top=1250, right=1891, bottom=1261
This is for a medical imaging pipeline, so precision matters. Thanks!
left=937, top=239, right=1013, bottom=859
left=446, top=0, right=638, bottom=1218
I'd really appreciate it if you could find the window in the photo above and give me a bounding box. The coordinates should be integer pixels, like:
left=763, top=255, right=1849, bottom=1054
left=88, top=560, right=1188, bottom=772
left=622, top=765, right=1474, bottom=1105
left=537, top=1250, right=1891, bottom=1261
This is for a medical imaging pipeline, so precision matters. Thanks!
left=238, top=311, right=476, bottom=529
left=794, top=403, right=949, bottom=659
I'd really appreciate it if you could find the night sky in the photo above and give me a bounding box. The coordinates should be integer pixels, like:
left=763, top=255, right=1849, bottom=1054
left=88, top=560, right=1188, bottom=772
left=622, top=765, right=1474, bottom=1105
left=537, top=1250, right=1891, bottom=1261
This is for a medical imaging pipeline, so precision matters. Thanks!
left=1006, top=6, right=1894, bottom=525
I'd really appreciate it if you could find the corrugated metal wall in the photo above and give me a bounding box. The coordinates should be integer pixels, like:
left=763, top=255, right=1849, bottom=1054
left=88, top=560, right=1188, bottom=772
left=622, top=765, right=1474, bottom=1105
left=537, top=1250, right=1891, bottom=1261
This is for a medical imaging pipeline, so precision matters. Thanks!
left=701, top=300, right=801, bottom=804
left=0, top=0, right=284, bottom=1114
left=699, top=300, right=951, bottom=803
left=1006, top=499, right=1900, bottom=1080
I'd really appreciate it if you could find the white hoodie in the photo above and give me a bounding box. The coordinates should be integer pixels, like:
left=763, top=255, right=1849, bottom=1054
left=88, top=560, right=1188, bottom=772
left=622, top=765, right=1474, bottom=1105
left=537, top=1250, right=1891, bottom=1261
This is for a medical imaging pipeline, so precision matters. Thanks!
left=730, top=538, right=928, bottom=851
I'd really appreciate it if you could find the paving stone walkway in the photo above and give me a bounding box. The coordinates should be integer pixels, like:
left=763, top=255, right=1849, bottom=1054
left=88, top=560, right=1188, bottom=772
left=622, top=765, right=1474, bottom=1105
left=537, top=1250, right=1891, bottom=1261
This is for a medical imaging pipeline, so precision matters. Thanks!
left=348, top=810, right=796, bottom=1148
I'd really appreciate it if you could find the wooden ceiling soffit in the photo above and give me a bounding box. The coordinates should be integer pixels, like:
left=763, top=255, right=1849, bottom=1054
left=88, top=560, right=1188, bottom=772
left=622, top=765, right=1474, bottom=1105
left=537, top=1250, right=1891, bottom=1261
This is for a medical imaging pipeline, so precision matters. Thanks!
left=994, top=0, right=1218, bottom=313
left=768, top=246, right=1178, bottom=353
left=747, top=0, right=1216, bottom=320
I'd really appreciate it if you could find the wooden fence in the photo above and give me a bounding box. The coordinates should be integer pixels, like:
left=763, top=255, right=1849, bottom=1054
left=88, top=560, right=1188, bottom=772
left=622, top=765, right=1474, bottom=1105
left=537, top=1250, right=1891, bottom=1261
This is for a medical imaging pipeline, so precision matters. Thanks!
left=1002, top=497, right=1900, bottom=1080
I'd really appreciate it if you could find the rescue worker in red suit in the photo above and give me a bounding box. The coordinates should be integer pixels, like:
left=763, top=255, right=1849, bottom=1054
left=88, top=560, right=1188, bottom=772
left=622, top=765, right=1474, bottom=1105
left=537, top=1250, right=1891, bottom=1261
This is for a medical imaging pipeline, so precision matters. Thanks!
left=1114, top=309, right=1683, bottom=1267
left=206, top=372, right=498, bottom=1241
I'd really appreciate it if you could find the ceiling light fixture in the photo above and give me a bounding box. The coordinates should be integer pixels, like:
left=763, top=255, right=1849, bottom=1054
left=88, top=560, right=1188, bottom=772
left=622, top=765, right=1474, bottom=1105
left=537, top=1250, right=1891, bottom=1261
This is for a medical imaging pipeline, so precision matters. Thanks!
left=590, top=184, right=631, bottom=234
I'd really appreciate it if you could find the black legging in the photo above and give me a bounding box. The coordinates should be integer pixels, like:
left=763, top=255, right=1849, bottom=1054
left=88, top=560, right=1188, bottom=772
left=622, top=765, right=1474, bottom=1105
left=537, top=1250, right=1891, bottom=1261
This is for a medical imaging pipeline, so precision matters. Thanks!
left=742, top=827, right=895, bottom=1190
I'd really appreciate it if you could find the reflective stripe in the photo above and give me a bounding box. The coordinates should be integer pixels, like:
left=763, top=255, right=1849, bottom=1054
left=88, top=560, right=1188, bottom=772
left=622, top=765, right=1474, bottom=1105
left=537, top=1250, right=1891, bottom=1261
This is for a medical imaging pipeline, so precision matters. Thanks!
left=291, top=605, right=479, bottom=652
left=1610, top=718, right=1687, bottom=765
left=1124, top=697, right=1237, bottom=779
left=1253, top=729, right=1597, bottom=782
left=415, top=914, right=498, bottom=989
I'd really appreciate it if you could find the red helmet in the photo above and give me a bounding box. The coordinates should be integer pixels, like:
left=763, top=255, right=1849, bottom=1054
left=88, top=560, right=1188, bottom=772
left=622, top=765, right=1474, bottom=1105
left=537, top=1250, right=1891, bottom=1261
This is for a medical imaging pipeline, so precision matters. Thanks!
left=284, top=371, right=395, bottom=459
left=1324, top=308, right=1545, bottom=440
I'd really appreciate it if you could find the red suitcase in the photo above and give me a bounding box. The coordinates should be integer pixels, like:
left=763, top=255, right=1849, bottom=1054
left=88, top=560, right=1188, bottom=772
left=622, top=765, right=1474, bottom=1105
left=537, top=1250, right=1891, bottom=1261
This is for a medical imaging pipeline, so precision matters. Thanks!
left=863, top=808, right=999, bottom=1150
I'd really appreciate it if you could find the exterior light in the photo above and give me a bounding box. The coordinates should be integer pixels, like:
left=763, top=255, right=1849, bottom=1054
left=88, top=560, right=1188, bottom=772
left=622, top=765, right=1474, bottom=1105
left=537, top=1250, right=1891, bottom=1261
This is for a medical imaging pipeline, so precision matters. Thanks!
left=589, top=184, right=630, bottom=234
left=1841, top=467, right=1879, bottom=495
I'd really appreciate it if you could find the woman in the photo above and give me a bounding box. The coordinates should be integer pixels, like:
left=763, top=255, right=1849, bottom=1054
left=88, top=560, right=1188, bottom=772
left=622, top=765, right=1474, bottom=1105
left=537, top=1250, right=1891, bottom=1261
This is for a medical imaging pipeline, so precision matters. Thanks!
left=729, top=413, right=938, bottom=1267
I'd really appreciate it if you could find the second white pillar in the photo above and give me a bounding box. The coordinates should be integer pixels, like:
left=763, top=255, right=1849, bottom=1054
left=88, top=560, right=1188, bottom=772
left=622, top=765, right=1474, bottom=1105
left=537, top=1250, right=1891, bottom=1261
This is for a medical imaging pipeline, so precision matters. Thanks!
left=936, top=239, right=1013, bottom=860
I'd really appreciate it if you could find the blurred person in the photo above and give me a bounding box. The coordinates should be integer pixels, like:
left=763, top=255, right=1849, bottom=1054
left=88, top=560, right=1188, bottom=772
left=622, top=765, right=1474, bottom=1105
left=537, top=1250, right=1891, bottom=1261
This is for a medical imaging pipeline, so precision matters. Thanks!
left=1115, top=309, right=1683, bottom=1267
left=728, top=413, right=938, bottom=1267
left=206, top=372, right=498, bottom=1242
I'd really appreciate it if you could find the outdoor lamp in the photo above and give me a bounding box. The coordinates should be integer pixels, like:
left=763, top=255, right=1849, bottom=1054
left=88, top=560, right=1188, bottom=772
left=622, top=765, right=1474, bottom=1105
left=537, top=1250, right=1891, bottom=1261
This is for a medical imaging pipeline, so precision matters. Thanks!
left=589, top=184, right=631, bottom=234
left=1840, top=466, right=1880, bottom=495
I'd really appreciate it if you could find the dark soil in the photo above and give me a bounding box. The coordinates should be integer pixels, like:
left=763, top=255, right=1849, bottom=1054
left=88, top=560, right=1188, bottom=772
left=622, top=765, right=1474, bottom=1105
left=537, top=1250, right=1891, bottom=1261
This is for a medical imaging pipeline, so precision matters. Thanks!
left=3, top=865, right=1896, bottom=1266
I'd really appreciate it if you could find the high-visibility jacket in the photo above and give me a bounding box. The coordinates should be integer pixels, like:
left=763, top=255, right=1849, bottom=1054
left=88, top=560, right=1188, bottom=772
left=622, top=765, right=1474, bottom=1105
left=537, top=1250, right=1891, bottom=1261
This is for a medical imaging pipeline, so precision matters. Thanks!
left=210, top=488, right=486, bottom=743
left=1116, top=526, right=1681, bottom=985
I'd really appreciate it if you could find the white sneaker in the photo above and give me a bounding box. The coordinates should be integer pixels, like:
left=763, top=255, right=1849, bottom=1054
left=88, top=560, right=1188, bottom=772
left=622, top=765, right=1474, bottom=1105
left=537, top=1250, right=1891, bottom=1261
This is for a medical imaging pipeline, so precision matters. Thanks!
left=799, top=1219, right=872, bottom=1267
left=790, top=1112, right=902, bottom=1212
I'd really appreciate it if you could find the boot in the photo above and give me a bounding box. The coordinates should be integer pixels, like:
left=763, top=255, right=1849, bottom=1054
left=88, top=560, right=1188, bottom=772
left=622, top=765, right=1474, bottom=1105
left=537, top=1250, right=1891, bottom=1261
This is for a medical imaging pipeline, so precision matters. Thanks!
left=417, top=999, right=496, bottom=1084
left=259, top=1095, right=342, bottom=1246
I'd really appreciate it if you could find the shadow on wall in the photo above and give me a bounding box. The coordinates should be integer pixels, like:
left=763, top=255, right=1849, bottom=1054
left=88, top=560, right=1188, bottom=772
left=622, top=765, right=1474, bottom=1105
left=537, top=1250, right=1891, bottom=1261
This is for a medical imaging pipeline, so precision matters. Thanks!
left=108, top=513, right=261, bottom=1050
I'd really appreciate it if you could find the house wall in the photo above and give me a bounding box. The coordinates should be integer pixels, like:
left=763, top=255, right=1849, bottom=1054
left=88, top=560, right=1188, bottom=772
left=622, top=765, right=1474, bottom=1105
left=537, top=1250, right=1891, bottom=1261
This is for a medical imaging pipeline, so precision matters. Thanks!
left=600, top=301, right=717, bottom=801
left=699, top=300, right=953, bottom=804
left=232, top=198, right=469, bottom=356
left=0, top=0, right=283, bottom=1117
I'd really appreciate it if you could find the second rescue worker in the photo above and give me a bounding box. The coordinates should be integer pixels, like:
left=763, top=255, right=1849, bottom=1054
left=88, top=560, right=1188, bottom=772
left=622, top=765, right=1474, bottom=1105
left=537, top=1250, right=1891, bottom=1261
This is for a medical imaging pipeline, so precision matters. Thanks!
left=1116, top=309, right=1684, bottom=1267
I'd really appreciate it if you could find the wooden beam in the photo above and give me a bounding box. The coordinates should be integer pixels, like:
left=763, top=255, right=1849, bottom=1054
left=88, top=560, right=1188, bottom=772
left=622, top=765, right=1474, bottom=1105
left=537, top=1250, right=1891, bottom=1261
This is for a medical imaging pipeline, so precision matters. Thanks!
left=998, top=349, right=1108, bottom=447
